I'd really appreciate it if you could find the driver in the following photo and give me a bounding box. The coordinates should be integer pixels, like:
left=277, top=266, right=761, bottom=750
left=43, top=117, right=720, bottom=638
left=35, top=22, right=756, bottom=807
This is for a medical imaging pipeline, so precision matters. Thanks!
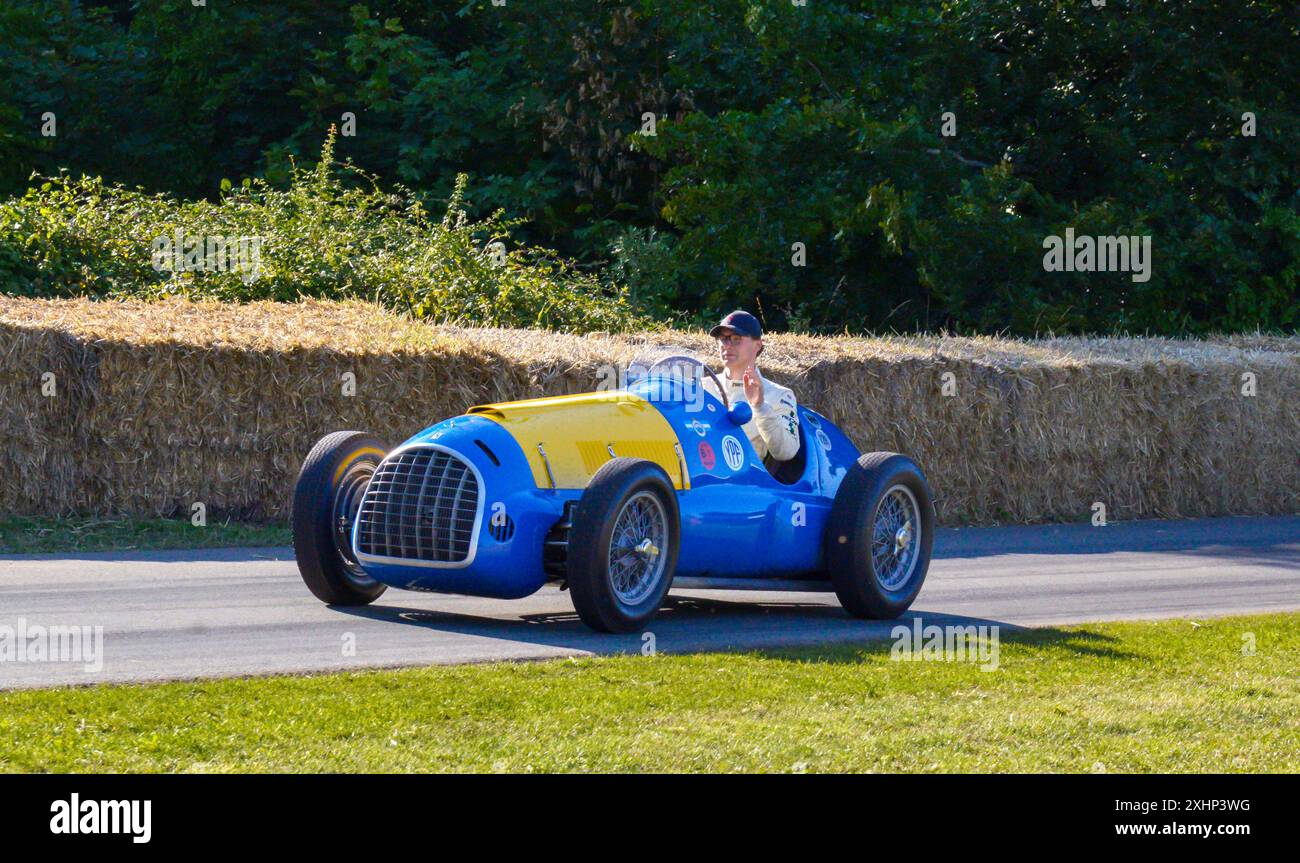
left=702, top=310, right=800, bottom=463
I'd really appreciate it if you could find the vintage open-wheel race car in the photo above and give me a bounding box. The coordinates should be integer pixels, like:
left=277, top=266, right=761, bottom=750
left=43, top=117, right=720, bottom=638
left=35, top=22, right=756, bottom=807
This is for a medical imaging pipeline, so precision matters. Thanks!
left=292, top=355, right=936, bottom=632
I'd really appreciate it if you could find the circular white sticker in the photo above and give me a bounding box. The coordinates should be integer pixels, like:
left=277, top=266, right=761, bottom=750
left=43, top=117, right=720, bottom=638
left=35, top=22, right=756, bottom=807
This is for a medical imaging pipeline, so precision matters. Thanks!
left=815, top=428, right=832, bottom=451
left=721, top=435, right=745, bottom=471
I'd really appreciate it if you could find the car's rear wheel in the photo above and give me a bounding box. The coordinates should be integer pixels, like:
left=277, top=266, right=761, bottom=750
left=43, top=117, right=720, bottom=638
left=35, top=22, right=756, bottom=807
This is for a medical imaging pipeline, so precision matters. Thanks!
left=567, top=458, right=680, bottom=633
left=292, top=431, right=389, bottom=605
left=826, top=452, right=935, bottom=618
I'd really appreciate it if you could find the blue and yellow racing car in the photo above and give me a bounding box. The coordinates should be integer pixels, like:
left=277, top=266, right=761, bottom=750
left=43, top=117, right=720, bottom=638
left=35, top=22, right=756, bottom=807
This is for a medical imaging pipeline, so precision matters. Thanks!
left=292, top=356, right=935, bottom=632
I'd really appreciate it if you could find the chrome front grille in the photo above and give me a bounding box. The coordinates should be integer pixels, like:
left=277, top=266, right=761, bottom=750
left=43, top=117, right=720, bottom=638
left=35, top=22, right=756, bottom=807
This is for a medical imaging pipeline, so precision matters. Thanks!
left=355, top=446, right=480, bottom=564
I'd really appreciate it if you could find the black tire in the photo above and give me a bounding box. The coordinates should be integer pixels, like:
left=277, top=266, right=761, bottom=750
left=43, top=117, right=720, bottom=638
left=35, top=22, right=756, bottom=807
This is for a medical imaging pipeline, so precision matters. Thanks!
left=292, top=431, right=389, bottom=605
left=567, top=458, right=681, bottom=633
left=826, top=452, right=935, bottom=619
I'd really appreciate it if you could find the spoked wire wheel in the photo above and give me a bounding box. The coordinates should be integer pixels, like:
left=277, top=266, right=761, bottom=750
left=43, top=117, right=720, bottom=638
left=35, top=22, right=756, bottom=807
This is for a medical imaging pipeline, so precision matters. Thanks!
left=566, top=458, right=680, bottom=633
left=870, top=484, right=921, bottom=591
left=607, top=490, right=669, bottom=606
left=826, top=451, right=935, bottom=619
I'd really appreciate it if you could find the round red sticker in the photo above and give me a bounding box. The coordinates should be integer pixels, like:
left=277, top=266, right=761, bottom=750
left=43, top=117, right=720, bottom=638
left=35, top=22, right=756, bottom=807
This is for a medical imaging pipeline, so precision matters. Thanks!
left=698, top=441, right=716, bottom=470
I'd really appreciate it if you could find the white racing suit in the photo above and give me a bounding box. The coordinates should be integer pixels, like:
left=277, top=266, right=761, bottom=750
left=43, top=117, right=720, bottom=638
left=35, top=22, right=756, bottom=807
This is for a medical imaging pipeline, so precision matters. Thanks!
left=702, top=367, right=801, bottom=463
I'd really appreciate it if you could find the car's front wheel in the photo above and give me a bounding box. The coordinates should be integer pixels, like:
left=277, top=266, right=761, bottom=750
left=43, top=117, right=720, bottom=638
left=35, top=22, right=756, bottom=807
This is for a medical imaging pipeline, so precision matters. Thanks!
left=826, top=452, right=935, bottom=618
left=566, top=458, right=680, bottom=633
left=292, top=431, right=389, bottom=605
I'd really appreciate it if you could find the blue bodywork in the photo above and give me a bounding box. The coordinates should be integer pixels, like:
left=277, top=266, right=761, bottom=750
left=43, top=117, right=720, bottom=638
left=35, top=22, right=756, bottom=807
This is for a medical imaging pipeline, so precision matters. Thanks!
left=353, top=375, right=861, bottom=599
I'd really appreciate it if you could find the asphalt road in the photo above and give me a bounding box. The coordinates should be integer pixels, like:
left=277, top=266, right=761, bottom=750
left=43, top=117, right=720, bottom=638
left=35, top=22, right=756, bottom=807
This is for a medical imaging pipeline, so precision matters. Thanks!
left=1, top=515, right=1297, bottom=690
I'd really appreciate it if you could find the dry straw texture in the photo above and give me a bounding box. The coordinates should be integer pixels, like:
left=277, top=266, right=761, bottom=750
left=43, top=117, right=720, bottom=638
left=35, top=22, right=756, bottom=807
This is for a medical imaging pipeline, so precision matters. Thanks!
left=1, top=297, right=1296, bottom=525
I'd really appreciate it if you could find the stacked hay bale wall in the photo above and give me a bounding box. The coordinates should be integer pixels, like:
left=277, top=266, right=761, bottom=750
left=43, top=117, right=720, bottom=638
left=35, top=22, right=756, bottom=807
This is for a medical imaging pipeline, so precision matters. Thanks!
left=1, top=298, right=1296, bottom=525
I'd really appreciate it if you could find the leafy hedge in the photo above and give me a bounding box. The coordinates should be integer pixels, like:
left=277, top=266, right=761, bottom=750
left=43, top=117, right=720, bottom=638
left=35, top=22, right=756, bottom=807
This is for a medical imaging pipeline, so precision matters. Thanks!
left=0, top=131, right=642, bottom=331
left=1, top=0, right=1295, bottom=335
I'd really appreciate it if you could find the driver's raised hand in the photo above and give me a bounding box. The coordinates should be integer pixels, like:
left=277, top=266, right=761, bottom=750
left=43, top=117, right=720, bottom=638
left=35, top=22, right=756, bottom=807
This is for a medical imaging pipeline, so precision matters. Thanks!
left=743, top=365, right=764, bottom=409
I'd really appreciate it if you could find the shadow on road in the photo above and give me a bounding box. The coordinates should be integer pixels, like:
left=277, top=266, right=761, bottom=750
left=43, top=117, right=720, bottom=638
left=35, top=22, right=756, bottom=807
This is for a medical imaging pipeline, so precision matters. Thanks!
left=330, top=597, right=1133, bottom=661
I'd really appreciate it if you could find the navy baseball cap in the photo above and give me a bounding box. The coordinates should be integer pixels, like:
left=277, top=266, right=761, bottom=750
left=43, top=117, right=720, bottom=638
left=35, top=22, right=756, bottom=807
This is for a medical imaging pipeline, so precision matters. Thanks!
left=709, top=310, right=762, bottom=339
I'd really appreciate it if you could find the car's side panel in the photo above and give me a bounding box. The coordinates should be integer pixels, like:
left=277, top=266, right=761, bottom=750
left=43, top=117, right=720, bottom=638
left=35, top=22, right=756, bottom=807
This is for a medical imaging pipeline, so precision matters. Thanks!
left=648, top=386, right=834, bottom=577
left=675, top=485, right=831, bottom=576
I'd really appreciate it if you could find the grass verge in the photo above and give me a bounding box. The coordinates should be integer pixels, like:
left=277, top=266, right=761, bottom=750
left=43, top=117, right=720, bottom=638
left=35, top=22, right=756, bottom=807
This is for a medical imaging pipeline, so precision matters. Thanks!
left=0, top=515, right=290, bottom=554
left=1, top=613, right=1296, bottom=773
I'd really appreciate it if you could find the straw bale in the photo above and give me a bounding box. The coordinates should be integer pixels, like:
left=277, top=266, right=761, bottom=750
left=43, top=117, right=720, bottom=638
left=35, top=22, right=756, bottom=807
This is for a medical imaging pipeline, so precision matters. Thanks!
left=0, top=297, right=1295, bottom=525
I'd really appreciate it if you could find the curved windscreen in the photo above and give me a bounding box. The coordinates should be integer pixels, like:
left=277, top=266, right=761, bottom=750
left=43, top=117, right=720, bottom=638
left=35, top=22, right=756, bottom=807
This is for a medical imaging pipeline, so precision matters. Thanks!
left=623, top=351, right=720, bottom=412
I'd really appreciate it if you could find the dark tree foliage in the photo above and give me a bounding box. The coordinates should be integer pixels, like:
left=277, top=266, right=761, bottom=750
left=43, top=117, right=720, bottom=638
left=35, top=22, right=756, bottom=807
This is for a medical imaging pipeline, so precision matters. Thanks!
left=0, top=0, right=1295, bottom=335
